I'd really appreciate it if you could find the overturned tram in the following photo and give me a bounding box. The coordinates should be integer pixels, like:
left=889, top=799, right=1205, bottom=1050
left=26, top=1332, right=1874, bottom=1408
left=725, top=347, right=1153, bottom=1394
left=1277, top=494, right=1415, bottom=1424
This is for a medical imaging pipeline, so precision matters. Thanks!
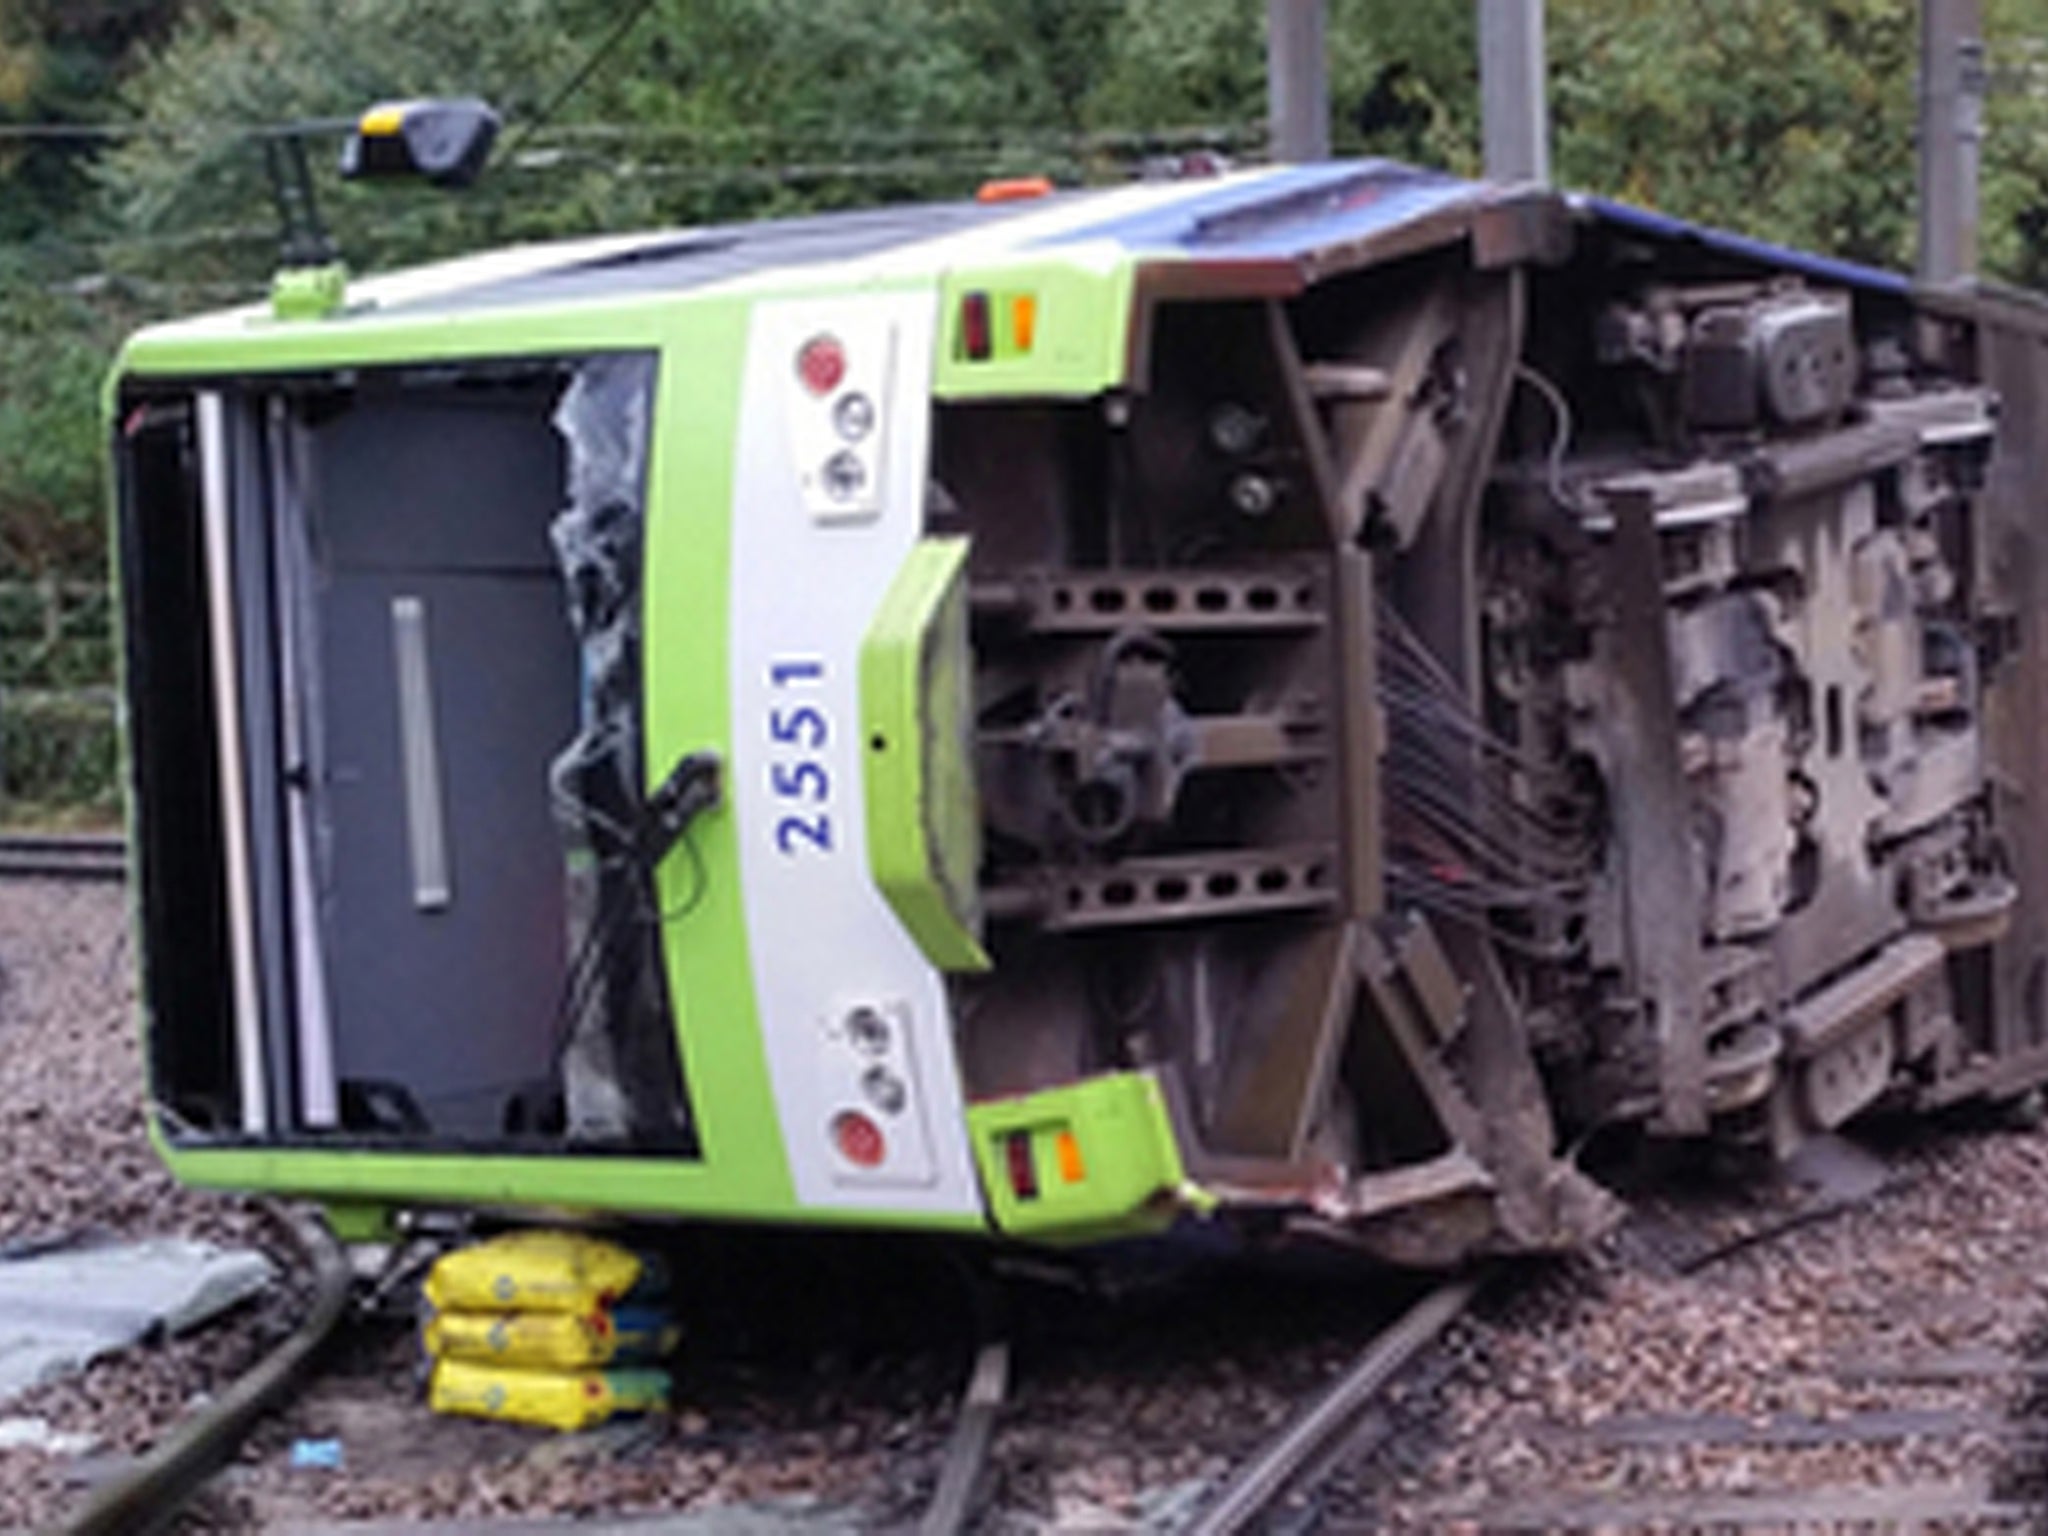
left=113, top=158, right=2048, bottom=1264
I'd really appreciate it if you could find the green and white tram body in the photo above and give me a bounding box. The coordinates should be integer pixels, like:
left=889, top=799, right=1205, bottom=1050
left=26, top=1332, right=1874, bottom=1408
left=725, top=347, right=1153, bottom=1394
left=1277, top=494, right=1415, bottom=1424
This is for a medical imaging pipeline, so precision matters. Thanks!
left=116, top=161, right=2048, bottom=1264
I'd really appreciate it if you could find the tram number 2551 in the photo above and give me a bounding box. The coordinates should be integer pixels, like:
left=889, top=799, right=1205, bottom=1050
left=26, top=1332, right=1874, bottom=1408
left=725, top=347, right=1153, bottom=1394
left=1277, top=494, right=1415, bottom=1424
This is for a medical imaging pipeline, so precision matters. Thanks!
left=767, top=657, right=833, bottom=856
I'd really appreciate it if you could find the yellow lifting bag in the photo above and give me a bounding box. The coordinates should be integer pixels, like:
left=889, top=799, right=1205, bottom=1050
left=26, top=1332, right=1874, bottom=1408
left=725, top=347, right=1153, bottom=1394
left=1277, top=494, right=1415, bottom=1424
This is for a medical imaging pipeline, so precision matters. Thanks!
left=427, top=1358, right=672, bottom=1431
left=423, top=1229, right=659, bottom=1314
left=423, top=1305, right=679, bottom=1370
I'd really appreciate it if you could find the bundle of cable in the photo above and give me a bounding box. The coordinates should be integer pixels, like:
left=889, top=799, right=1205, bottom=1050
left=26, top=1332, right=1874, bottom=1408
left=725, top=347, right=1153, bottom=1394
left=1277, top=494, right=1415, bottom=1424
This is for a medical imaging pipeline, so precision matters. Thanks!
left=421, top=1229, right=677, bottom=1430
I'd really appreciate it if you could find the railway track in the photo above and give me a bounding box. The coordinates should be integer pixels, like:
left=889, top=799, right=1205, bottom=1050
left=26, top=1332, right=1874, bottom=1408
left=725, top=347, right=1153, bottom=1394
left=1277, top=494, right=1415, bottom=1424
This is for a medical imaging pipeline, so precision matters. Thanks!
left=0, top=830, right=126, bottom=881
left=13, top=1169, right=2045, bottom=1534
left=1312, top=1159, right=2048, bottom=1534
left=1182, top=1276, right=1482, bottom=1535
left=51, top=1204, right=353, bottom=1536
left=8, top=876, right=2045, bottom=1535
left=1153, top=1136, right=2048, bottom=1536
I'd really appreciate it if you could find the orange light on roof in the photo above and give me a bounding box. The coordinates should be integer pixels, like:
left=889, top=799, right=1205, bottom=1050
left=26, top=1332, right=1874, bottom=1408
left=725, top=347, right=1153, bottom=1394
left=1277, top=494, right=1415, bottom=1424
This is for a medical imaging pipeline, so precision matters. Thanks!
left=1011, top=294, right=1037, bottom=353
left=1054, top=1127, right=1085, bottom=1184
left=976, top=176, right=1054, bottom=204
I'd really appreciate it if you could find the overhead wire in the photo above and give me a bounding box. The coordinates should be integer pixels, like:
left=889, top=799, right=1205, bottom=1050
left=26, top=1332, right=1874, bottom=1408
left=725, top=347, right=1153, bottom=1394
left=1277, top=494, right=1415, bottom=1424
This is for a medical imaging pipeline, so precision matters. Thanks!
left=0, top=116, right=352, bottom=142
left=0, top=130, right=1239, bottom=281
left=0, top=115, right=1260, bottom=150
left=0, top=98, right=1262, bottom=289
left=494, top=0, right=664, bottom=167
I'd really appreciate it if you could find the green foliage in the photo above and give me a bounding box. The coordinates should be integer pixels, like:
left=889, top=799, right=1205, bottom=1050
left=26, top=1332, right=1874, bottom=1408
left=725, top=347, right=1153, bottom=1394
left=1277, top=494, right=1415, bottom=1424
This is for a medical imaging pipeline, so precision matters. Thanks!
left=93, top=0, right=586, bottom=281
left=0, top=685, right=120, bottom=817
left=78, top=0, right=2048, bottom=295
left=1982, top=0, right=2048, bottom=289
left=1082, top=0, right=1267, bottom=129
left=1079, top=0, right=1479, bottom=170
left=1547, top=0, right=1919, bottom=269
left=0, top=0, right=182, bottom=238
left=0, top=254, right=133, bottom=577
left=0, top=579, right=113, bottom=687
left=0, top=568, right=120, bottom=816
left=3, top=0, right=2048, bottom=820
left=534, top=0, right=1214, bottom=225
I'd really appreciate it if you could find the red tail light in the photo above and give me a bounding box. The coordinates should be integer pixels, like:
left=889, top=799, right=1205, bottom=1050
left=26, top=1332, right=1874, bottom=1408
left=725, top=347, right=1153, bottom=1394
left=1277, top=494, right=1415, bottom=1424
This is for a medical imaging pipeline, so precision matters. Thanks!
left=831, top=1109, right=887, bottom=1168
left=961, top=292, right=993, bottom=362
left=796, top=333, right=847, bottom=395
left=1004, top=1130, right=1038, bottom=1201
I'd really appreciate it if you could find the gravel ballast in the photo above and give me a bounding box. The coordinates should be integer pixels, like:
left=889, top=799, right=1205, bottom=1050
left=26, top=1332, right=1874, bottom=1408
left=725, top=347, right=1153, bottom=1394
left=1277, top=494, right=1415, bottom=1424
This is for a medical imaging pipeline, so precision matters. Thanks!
left=12, top=870, right=2048, bottom=1533
left=1331, top=1130, right=2048, bottom=1532
left=0, top=878, right=288, bottom=1530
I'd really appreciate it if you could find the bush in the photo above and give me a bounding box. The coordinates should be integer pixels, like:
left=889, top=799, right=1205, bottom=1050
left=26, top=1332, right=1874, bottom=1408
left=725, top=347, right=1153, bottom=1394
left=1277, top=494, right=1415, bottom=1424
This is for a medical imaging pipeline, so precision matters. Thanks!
left=0, top=579, right=114, bottom=688
left=0, top=686, right=121, bottom=819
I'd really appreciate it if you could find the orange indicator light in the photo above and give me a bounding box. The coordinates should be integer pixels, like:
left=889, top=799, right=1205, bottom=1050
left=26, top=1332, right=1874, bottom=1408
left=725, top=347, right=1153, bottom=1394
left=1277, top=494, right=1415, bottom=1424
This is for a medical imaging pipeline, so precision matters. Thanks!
left=1011, top=294, right=1037, bottom=353
left=1054, top=1127, right=1085, bottom=1184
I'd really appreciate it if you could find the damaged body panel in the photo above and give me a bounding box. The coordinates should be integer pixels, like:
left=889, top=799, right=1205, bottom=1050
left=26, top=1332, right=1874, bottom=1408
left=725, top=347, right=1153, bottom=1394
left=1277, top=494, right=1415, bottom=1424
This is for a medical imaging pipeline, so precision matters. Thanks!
left=111, top=161, right=2048, bottom=1263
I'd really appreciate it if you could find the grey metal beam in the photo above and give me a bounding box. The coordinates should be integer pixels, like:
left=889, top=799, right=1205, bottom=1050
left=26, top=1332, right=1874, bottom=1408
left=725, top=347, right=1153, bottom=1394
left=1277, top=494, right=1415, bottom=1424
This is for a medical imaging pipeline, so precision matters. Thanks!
left=1267, top=0, right=1330, bottom=162
left=1919, top=0, right=1984, bottom=286
left=1479, top=0, right=1550, bottom=184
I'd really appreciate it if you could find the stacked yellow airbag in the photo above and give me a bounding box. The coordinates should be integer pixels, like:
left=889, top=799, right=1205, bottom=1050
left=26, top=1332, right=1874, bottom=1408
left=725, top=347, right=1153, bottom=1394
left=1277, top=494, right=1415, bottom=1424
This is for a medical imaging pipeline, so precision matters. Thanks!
left=421, top=1230, right=676, bottom=1430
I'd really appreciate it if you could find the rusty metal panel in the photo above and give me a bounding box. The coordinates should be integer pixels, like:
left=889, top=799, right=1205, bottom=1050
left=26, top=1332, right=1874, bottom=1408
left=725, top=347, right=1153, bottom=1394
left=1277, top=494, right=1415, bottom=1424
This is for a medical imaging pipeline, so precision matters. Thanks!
left=1603, top=485, right=1709, bottom=1134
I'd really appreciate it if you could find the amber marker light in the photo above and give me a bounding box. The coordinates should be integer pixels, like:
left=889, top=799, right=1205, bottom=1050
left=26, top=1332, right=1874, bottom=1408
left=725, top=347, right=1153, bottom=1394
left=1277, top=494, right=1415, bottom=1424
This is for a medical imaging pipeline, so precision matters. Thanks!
left=975, top=176, right=1054, bottom=203
left=1011, top=293, right=1038, bottom=353
left=1054, top=1127, right=1086, bottom=1184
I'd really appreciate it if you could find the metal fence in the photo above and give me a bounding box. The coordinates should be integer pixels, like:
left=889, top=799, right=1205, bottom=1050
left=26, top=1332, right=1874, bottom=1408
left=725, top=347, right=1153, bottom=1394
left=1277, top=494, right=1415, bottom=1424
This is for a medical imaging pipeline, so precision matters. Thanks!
left=0, top=579, right=119, bottom=815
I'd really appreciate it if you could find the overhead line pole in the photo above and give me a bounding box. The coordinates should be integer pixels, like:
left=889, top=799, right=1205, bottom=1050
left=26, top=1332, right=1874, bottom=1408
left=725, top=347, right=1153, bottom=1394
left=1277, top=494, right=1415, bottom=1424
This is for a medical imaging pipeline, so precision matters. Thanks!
left=1479, top=0, right=1550, bottom=184
left=1918, top=0, right=1984, bottom=286
left=1267, top=0, right=1330, bottom=163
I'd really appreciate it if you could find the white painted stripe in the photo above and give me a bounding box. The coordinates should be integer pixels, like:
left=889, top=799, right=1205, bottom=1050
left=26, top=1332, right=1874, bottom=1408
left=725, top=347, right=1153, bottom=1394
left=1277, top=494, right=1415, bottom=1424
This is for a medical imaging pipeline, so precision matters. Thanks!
left=197, top=392, right=269, bottom=1135
left=726, top=291, right=981, bottom=1216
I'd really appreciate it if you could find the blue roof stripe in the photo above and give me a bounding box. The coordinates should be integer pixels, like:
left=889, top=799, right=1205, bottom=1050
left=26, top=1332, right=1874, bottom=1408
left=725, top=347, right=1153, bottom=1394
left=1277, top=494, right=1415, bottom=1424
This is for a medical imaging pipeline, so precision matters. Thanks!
left=1019, top=163, right=1913, bottom=299
left=1580, top=196, right=1911, bottom=296
left=1028, top=160, right=1482, bottom=260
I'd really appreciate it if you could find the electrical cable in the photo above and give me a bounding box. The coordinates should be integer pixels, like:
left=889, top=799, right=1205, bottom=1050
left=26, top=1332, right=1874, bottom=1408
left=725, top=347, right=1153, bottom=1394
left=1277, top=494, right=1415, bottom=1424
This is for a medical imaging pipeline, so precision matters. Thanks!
left=0, top=116, right=346, bottom=141
left=1514, top=361, right=1583, bottom=514
left=527, top=120, right=1258, bottom=149
left=659, top=827, right=709, bottom=925
left=495, top=0, right=663, bottom=168
left=550, top=851, right=647, bottom=1056
left=1375, top=596, right=1595, bottom=951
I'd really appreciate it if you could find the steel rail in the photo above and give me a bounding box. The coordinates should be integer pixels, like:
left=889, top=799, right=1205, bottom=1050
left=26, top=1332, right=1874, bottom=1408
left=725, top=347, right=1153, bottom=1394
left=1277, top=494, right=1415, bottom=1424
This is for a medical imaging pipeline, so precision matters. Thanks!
left=1184, top=1275, right=1481, bottom=1536
left=917, top=1338, right=1011, bottom=1536
left=0, top=832, right=127, bottom=882
left=51, top=1204, right=352, bottom=1536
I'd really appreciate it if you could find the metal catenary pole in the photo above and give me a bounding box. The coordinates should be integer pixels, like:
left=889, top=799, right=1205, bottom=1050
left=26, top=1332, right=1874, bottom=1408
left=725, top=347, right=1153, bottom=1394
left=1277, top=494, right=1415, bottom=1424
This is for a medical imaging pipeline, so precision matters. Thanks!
left=1267, top=0, right=1330, bottom=163
left=1918, top=0, right=1984, bottom=286
left=1479, top=0, right=1550, bottom=185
